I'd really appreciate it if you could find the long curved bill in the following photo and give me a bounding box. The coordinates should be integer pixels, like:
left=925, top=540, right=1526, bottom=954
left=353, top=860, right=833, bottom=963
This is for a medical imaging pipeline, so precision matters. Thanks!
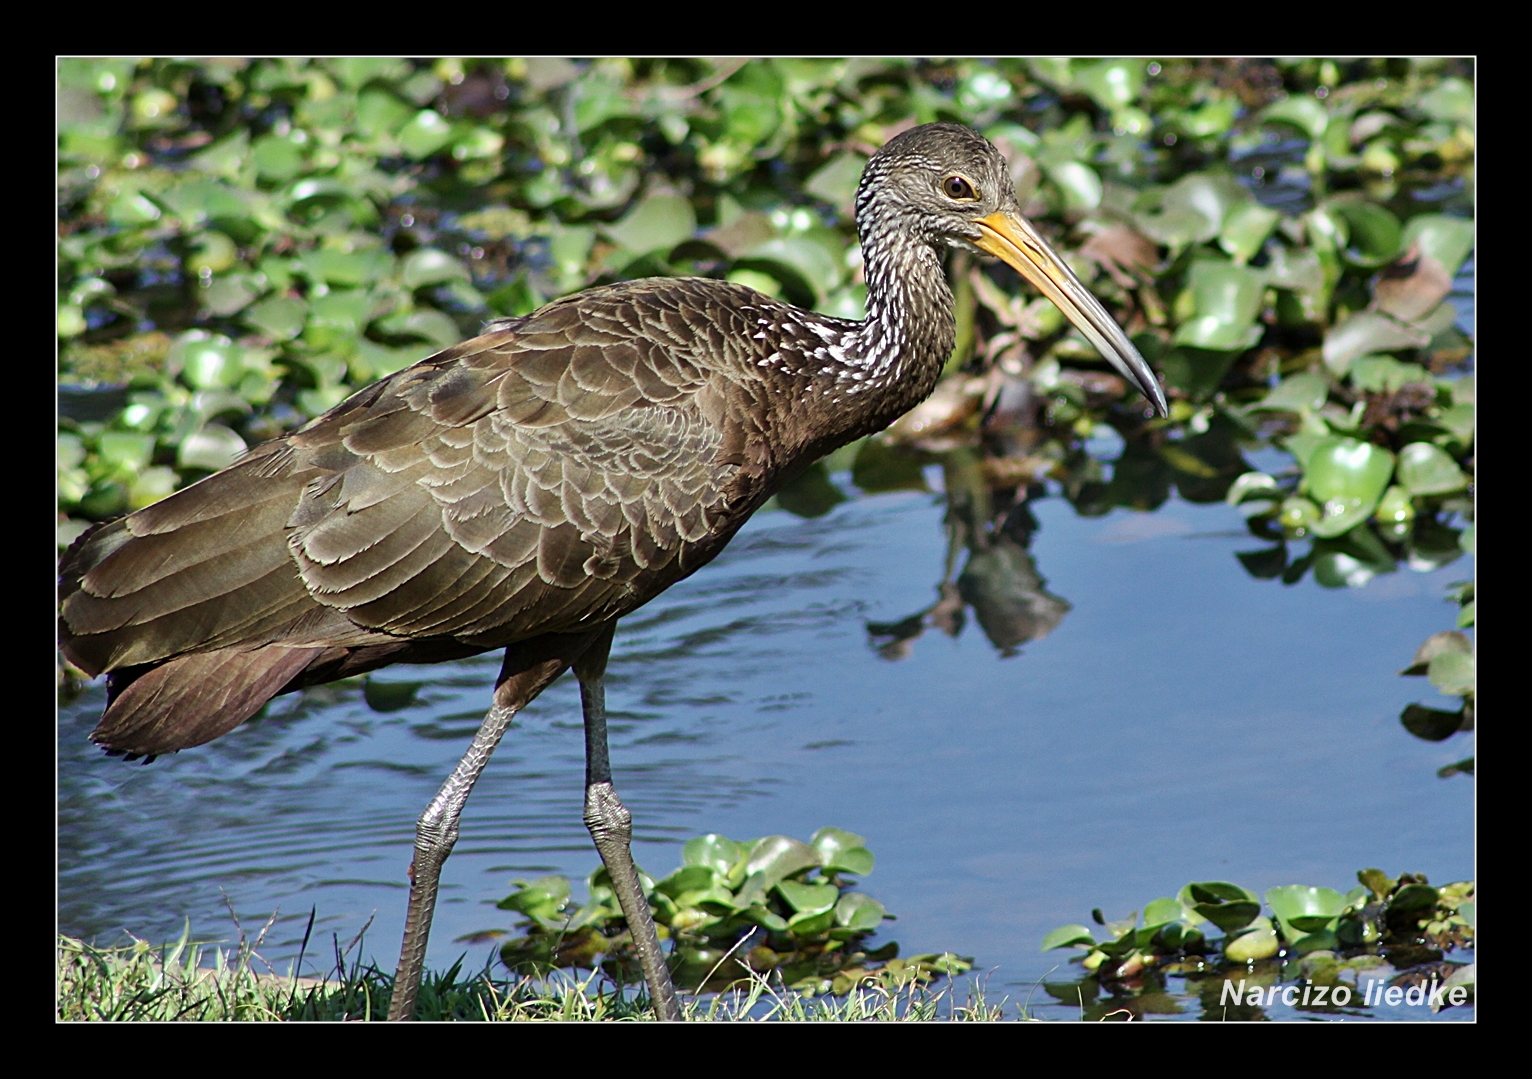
left=974, top=210, right=1167, bottom=417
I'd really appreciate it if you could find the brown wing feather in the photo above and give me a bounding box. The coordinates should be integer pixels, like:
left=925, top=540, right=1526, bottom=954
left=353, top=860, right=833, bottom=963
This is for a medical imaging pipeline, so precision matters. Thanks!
left=59, top=278, right=779, bottom=753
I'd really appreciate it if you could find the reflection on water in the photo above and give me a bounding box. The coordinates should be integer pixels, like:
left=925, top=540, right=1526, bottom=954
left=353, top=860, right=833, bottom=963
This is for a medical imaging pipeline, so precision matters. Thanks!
left=58, top=455, right=1472, bottom=1020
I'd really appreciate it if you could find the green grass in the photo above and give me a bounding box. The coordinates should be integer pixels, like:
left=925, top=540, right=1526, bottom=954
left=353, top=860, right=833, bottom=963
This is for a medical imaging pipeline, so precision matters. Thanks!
left=57, top=925, right=1016, bottom=1022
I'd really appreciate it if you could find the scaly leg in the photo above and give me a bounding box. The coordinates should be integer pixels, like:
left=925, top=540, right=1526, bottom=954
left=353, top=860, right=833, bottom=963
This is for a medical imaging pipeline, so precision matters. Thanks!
left=574, top=623, right=682, bottom=1021
left=388, top=632, right=597, bottom=1021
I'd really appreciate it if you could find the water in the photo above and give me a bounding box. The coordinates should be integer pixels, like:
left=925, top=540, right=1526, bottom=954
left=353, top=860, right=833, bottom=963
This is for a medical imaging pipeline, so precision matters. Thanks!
left=57, top=478, right=1474, bottom=1020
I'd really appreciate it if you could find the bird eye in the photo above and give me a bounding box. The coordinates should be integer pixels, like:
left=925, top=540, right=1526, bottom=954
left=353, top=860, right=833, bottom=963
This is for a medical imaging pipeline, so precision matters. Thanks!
left=941, top=175, right=978, bottom=201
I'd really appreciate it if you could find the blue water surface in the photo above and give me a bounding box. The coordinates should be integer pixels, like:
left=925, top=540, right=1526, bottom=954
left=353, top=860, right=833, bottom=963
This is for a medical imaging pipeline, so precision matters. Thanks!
left=57, top=475, right=1474, bottom=1021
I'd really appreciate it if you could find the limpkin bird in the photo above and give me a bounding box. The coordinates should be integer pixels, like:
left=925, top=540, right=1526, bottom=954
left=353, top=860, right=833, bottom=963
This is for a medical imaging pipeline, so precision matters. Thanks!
left=59, top=123, right=1165, bottom=1020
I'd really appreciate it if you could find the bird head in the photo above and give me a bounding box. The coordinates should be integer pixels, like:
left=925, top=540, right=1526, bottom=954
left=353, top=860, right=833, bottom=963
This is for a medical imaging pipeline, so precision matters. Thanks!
left=857, top=123, right=1167, bottom=417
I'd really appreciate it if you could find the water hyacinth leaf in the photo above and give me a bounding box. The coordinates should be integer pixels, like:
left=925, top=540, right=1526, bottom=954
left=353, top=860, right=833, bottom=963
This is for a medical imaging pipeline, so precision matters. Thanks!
left=1041, top=924, right=1097, bottom=951
left=1301, top=437, right=1395, bottom=538
left=604, top=193, right=696, bottom=255
left=654, top=864, right=715, bottom=899
left=1224, top=926, right=1280, bottom=962
left=1389, top=883, right=1440, bottom=913
left=1436, top=402, right=1474, bottom=441
left=1260, top=95, right=1328, bottom=138
left=1400, top=214, right=1474, bottom=277
left=1326, top=196, right=1402, bottom=266
left=1264, top=245, right=1324, bottom=292
left=96, top=432, right=156, bottom=472
left=1349, top=355, right=1430, bottom=395
left=775, top=879, right=838, bottom=916
left=1219, top=202, right=1281, bottom=265
left=400, top=248, right=471, bottom=290
left=377, top=309, right=461, bottom=347
left=301, top=248, right=391, bottom=287
left=803, top=153, right=866, bottom=215
left=175, top=335, right=244, bottom=390
left=1236, top=546, right=1287, bottom=579
left=1046, top=160, right=1103, bottom=214
left=1140, top=172, right=1250, bottom=247
left=786, top=908, right=836, bottom=936
left=744, top=836, right=820, bottom=887
left=824, top=846, right=874, bottom=876
left=1266, top=884, right=1347, bottom=934
left=1322, top=311, right=1430, bottom=376
left=1428, top=650, right=1474, bottom=696
left=244, top=296, right=308, bottom=341
left=745, top=236, right=843, bottom=299
left=1252, top=372, right=1328, bottom=413
left=1192, top=900, right=1262, bottom=934
left=1171, top=259, right=1265, bottom=351
left=1225, top=471, right=1278, bottom=505
left=1374, top=485, right=1415, bottom=525
left=1396, top=442, right=1468, bottom=495
left=683, top=834, right=744, bottom=875
left=835, top=893, right=886, bottom=932
left=497, top=875, right=570, bottom=918
left=810, top=826, right=866, bottom=864
left=187, top=231, right=238, bottom=276
left=1418, top=77, right=1474, bottom=124
left=177, top=424, right=247, bottom=472
left=398, top=109, right=454, bottom=159
left=1143, top=897, right=1185, bottom=929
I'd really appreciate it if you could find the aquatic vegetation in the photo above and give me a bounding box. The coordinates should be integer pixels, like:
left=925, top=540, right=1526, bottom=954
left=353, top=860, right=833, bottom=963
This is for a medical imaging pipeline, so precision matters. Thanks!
left=479, top=827, right=971, bottom=996
left=1042, top=869, right=1474, bottom=1019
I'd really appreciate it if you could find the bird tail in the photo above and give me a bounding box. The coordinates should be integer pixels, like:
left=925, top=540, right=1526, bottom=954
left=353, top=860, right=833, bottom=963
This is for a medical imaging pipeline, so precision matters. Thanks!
left=90, top=646, right=323, bottom=758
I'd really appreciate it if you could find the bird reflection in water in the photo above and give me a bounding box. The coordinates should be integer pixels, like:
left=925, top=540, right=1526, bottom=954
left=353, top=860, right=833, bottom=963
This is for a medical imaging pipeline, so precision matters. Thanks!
left=866, top=446, right=1071, bottom=661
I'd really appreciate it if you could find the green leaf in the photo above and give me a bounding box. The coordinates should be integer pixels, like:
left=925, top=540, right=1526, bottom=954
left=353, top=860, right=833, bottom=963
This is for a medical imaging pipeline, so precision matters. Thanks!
left=804, top=153, right=866, bottom=215
left=743, top=836, right=820, bottom=888
left=1192, top=901, right=1262, bottom=934
left=1260, top=95, right=1328, bottom=138
left=1401, top=214, right=1474, bottom=277
left=400, top=248, right=471, bottom=289
left=243, top=296, right=307, bottom=341
left=683, top=834, right=744, bottom=875
left=1136, top=172, right=1248, bottom=248
left=1326, top=195, right=1401, bottom=266
left=654, top=864, right=715, bottom=899
left=834, top=893, right=886, bottom=932
left=1300, top=437, right=1395, bottom=538
left=810, top=826, right=867, bottom=867
left=1349, top=355, right=1430, bottom=395
left=1357, top=868, right=1395, bottom=900
left=775, top=879, right=838, bottom=915
left=1396, top=442, right=1468, bottom=495
left=1389, top=883, right=1440, bottom=913
left=1171, top=259, right=1265, bottom=351
left=398, top=109, right=454, bottom=159
left=177, top=424, right=247, bottom=472
left=1143, top=897, right=1185, bottom=929
left=1219, top=201, right=1281, bottom=264
left=1322, top=312, right=1430, bottom=376
left=1041, top=924, right=1097, bottom=951
left=786, top=908, right=836, bottom=936
left=1223, top=926, right=1279, bottom=962
left=96, top=432, right=156, bottom=472
left=604, top=193, right=696, bottom=255
left=1266, top=884, right=1347, bottom=935
left=1252, top=372, right=1328, bottom=413
left=1046, top=160, right=1103, bottom=214
left=1225, top=471, right=1278, bottom=505
left=1428, top=650, right=1474, bottom=696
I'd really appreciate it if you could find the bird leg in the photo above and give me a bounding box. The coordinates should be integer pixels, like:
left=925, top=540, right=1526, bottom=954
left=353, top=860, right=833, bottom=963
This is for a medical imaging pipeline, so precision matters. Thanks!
left=387, top=633, right=596, bottom=1022
left=574, top=623, right=682, bottom=1021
